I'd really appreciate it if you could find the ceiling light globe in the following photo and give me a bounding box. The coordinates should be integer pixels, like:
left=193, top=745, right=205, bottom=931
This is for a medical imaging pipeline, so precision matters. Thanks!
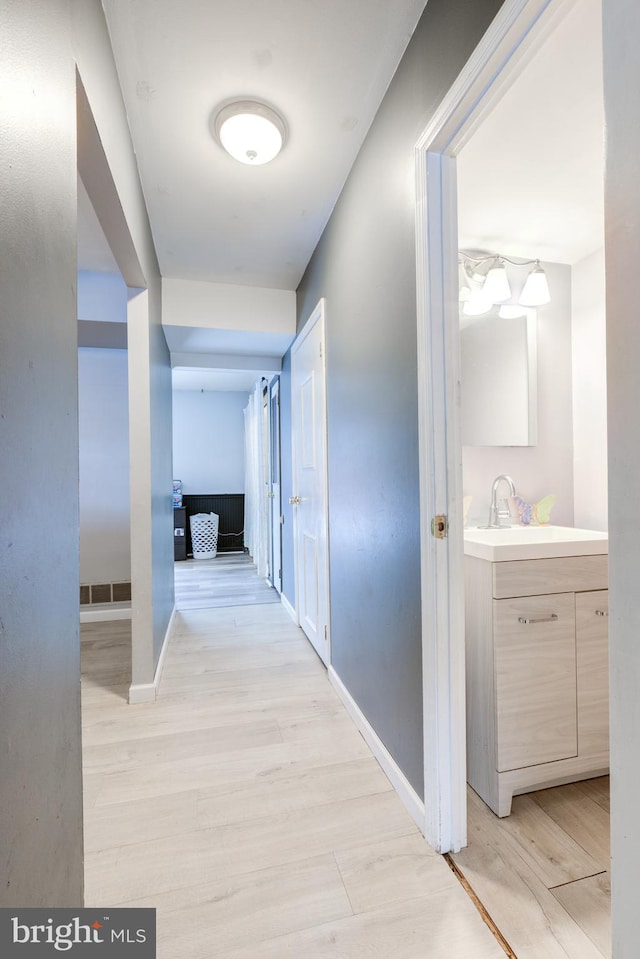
left=213, top=100, right=287, bottom=165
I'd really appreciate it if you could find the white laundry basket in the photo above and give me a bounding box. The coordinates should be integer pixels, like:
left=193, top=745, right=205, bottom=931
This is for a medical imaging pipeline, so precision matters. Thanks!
left=190, top=512, right=219, bottom=559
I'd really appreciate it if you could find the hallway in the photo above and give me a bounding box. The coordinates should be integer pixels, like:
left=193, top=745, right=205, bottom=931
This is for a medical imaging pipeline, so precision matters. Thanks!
left=174, top=553, right=281, bottom=611
left=81, top=603, right=503, bottom=958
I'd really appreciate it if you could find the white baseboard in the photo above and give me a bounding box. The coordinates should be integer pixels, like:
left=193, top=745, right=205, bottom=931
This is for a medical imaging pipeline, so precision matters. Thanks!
left=128, top=605, right=176, bottom=705
left=128, top=683, right=156, bottom=704
left=154, top=604, right=175, bottom=694
left=328, top=666, right=426, bottom=834
left=281, top=593, right=297, bottom=623
left=80, top=605, right=132, bottom=624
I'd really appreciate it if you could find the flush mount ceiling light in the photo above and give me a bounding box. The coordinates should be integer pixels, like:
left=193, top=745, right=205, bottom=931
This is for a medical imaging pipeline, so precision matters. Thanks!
left=212, top=99, right=287, bottom=165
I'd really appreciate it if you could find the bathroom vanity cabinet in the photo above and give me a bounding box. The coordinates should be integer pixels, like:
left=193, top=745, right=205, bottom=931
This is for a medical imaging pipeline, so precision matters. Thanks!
left=465, top=550, right=609, bottom=817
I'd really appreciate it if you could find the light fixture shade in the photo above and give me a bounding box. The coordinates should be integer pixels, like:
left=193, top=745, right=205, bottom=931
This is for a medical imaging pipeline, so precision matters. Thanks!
left=519, top=262, right=550, bottom=307
left=213, top=100, right=287, bottom=165
left=483, top=258, right=512, bottom=303
left=463, top=288, right=493, bottom=316
left=471, top=267, right=488, bottom=284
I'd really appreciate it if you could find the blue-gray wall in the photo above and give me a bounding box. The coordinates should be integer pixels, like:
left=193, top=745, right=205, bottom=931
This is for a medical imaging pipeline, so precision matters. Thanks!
left=292, top=0, right=504, bottom=797
left=149, top=284, right=175, bottom=667
left=0, top=0, right=84, bottom=905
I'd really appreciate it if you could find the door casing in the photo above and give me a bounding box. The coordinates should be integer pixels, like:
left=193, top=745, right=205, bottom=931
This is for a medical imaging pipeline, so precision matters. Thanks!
left=269, top=377, right=283, bottom=594
left=290, top=298, right=331, bottom=665
left=415, top=0, right=577, bottom=853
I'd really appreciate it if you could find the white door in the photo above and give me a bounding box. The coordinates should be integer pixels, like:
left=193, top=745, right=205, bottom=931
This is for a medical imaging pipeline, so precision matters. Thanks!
left=269, top=378, right=282, bottom=593
left=291, top=299, right=329, bottom=664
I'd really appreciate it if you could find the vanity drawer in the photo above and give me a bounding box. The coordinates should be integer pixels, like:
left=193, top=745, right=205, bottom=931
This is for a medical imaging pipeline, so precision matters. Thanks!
left=493, top=554, right=608, bottom=599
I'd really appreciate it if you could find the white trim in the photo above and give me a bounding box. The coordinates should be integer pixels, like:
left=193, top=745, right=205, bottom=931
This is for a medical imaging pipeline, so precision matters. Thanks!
left=80, top=605, right=132, bottom=623
left=290, top=298, right=331, bottom=666
left=129, top=683, right=157, bottom=706
left=153, top=604, right=176, bottom=693
left=416, top=149, right=467, bottom=854
left=415, top=0, right=572, bottom=853
left=415, top=0, right=574, bottom=157
left=269, top=376, right=283, bottom=595
left=127, top=604, right=176, bottom=704
left=128, top=682, right=156, bottom=705
left=291, top=298, right=325, bottom=352
left=281, top=592, right=297, bottom=623
left=329, top=666, right=425, bottom=833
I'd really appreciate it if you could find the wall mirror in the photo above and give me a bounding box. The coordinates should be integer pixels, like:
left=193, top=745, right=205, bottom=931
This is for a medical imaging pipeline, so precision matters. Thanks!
left=460, top=310, right=537, bottom=446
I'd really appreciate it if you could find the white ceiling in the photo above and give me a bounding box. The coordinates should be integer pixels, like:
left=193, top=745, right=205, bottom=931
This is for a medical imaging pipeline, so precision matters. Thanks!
left=172, top=369, right=259, bottom=393
left=78, top=0, right=604, bottom=392
left=79, top=0, right=427, bottom=392
left=101, top=0, right=428, bottom=291
left=457, top=0, right=604, bottom=265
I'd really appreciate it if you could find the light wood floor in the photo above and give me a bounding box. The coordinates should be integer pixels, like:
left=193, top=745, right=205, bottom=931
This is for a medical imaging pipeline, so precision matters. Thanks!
left=81, top=564, right=612, bottom=958
left=81, top=607, right=504, bottom=958
left=174, top=552, right=280, bottom=611
left=452, top=779, right=611, bottom=959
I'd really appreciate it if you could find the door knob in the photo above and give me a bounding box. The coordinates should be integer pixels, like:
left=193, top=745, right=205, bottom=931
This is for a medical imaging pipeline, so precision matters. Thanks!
left=289, top=496, right=301, bottom=505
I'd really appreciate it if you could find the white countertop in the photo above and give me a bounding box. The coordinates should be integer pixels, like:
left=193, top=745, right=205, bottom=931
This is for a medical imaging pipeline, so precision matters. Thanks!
left=463, top=525, right=608, bottom=562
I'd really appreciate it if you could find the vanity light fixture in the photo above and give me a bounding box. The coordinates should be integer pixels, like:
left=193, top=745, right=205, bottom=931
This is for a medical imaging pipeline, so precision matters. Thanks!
left=459, top=251, right=551, bottom=315
left=212, top=99, right=287, bottom=165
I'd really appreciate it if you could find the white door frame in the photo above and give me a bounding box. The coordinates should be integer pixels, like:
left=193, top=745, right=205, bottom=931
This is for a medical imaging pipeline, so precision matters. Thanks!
left=291, top=298, right=331, bottom=664
left=261, top=379, right=272, bottom=581
left=416, top=0, right=574, bottom=852
left=269, top=376, right=282, bottom=594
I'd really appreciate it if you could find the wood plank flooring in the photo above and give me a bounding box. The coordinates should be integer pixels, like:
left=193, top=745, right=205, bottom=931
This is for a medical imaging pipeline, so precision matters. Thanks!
left=452, top=781, right=611, bottom=958
left=174, top=552, right=280, bottom=610
left=81, top=605, right=503, bottom=959
left=82, top=555, right=611, bottom=957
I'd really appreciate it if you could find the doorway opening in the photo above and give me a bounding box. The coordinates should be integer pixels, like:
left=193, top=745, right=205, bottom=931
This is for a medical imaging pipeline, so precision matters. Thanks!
left=416, top=0, right=609, bottom=953
left=418, top=0, right=604, bottom=838
left=171, top=368, right=284, bottom=613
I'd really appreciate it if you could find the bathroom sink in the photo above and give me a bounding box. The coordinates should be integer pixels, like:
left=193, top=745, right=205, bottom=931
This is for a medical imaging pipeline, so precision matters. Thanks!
left=463, top=525, right=608, bottom=562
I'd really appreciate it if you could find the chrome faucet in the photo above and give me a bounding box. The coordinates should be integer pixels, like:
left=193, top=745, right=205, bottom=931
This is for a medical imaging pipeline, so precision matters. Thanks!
left=487, top=474, right=516, bottom=528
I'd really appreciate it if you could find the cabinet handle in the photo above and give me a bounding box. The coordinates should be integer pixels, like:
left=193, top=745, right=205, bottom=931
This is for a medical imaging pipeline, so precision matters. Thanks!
left=595, top=609, right=609, bottom=617
left=518, top=613, right=558, bottom=625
